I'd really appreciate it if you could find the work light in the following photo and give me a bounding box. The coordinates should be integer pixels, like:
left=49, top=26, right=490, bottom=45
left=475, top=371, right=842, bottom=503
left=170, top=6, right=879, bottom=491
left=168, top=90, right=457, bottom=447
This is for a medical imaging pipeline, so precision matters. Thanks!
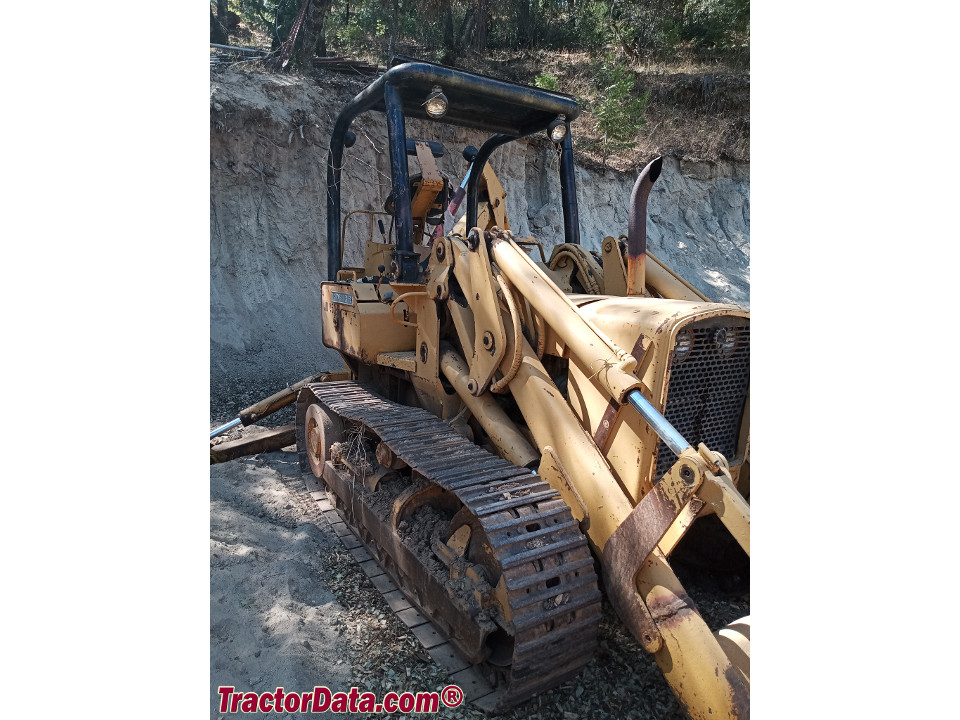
left=548, top=118, right=567, bottom=142
left=425, top=86, right=448, bottom=118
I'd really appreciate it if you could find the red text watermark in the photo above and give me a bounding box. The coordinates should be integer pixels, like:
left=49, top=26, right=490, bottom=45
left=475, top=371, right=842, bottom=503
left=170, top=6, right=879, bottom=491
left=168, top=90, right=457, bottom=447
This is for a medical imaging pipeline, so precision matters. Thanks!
left=217, top=685, right=464, bottom=714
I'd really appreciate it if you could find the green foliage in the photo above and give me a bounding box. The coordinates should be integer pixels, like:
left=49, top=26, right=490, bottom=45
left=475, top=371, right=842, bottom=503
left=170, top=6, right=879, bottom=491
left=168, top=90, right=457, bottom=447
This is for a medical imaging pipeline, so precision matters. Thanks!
left=336, top=24, right=366, bottom=54
left=591, top=55, right=650, bottom=163
left=682, top=0, right=750, bottom=47
left=216, top=1, right=749, bottom=69
left=534, top=73, right=559, bottom=91
left=575, top=2, right=614, bottom=51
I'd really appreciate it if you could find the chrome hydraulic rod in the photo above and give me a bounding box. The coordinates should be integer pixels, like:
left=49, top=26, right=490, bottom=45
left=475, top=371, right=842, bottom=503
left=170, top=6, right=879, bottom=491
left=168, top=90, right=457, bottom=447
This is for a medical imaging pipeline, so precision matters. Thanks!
left=625, top=389, right=691, bottom=457
left=210, top=417, right=241, bottom=439
left=209, top=371, right=348, bottom=440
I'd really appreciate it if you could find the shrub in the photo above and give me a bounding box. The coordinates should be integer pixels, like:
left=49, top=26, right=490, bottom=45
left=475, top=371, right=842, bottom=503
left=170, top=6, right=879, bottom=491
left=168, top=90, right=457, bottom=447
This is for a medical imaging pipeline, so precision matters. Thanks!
left=534, top=72, right=559, bottom=91
left=592, top=56, right=650, bottom=165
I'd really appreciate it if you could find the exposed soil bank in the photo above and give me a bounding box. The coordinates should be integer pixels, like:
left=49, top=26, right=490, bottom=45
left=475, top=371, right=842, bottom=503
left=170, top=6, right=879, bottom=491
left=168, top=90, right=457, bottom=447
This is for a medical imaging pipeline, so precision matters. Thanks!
left=210, top=67, right=748, bottom=394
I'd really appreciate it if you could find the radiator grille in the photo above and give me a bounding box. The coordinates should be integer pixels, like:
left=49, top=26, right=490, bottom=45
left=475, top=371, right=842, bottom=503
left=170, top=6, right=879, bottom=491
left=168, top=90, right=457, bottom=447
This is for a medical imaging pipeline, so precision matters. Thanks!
left=654, top=318, right=750, bottom=480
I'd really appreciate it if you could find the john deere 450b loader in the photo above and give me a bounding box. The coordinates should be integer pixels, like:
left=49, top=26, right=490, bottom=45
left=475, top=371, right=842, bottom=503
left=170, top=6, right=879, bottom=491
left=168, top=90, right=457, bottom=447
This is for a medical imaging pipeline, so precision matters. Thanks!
left=293, top=58, right=749, bottom=719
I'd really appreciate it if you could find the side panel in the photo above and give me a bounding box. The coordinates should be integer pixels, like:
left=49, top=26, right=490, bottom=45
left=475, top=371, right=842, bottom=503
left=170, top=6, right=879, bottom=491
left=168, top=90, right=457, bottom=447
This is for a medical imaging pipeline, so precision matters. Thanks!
left=321, top=282, right=417, bottom=362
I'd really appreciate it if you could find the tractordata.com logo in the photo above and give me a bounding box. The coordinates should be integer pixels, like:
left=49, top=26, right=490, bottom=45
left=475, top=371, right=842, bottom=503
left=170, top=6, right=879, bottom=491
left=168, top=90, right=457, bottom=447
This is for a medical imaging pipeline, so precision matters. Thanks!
left=217, top=684, right=464, bottom=714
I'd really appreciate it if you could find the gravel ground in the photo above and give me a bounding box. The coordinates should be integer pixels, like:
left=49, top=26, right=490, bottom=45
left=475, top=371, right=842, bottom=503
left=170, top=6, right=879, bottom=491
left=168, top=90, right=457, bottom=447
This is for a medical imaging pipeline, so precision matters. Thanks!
left=210, top=386, right=749, bottom=719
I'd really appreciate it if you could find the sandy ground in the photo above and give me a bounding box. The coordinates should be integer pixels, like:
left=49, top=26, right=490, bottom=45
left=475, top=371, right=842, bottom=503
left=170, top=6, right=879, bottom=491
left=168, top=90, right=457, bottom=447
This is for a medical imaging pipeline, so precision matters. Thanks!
left=210, top=448, right=353, bottom=718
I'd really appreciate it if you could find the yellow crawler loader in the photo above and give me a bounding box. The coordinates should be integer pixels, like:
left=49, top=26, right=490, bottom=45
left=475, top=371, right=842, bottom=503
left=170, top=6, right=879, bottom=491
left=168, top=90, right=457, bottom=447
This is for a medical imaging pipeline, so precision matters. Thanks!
left=293, top=58, right=749, bottom=718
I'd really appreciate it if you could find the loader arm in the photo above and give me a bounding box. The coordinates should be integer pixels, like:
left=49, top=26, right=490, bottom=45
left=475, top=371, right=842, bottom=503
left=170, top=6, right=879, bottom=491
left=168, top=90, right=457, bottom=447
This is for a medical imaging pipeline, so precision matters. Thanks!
left=423, top=226, right=749, bottom=719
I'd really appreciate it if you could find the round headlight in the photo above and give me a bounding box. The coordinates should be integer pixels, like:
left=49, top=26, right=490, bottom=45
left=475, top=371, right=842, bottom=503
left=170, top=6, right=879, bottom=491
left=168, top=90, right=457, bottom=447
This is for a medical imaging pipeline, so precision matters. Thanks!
left=673, top=329, right=695, bottom=362
left=714, top=326, right=736, bottom=358
left=548, top=119, right=567, bottom=143
left=424, top=86, right=448, bottom=119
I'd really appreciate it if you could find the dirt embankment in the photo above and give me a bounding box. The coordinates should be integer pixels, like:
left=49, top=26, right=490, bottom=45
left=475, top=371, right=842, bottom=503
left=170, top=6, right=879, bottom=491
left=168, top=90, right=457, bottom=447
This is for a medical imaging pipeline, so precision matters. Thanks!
left=210, top=67, right=749, bottom=398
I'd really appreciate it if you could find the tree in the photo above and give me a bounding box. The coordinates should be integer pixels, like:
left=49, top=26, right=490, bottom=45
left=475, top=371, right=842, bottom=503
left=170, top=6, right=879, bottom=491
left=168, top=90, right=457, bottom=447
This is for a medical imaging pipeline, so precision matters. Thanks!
left=210, top=0, right=229, bottom=44
left=387, top=0, right=400, bottom=63
left=592, top=56, right=650, bottom=167
left=293, top=0, right=334, bottom=67
left=441, top=0, right=455, bottom=58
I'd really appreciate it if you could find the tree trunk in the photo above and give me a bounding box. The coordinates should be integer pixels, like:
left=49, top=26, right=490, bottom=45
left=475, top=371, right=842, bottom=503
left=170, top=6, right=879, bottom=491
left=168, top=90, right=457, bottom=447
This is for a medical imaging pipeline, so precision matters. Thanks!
left=387, top=0, right=400, bottom=63
left=516, top=0, right=528, bottom=48
left=210, top=10, right=226, bottom=44
left=473, top=0, right=488, bottom=51
left=457, top=6, right=476, bottom=51
left=293, top=0, right=333, bottom=68
left=441, top=0, right=455, bottom=59
left=211, top=0, right=228, bottom=44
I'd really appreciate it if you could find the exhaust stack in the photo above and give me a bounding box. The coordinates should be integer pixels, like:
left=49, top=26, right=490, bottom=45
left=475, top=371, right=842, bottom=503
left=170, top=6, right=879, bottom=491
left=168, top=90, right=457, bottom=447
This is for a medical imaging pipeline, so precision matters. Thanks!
left=626, top=156, right=663, bottom=296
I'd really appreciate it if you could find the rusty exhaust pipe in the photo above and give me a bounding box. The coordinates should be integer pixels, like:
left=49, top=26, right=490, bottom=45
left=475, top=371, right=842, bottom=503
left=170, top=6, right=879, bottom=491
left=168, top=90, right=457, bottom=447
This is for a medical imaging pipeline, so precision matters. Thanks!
left=626, top=156, right=663, bottom=296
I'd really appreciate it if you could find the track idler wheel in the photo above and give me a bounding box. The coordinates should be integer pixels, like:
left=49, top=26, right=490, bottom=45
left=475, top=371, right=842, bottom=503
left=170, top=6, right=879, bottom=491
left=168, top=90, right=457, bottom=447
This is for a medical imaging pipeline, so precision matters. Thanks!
left=304, top=402, right=344, bottom=479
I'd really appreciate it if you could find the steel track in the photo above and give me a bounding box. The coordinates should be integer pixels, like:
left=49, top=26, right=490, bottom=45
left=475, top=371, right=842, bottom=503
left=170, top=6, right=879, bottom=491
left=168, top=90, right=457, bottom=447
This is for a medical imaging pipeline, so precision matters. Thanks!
left=297, top=381, right=602, bottom=712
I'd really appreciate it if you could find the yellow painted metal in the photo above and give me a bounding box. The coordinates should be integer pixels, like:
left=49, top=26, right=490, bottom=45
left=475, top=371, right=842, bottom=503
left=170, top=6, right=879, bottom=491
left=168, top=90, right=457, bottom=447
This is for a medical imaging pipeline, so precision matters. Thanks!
left=696, top=453, right=750, bottom=556
left=638, top=550, right=749, bottom=719
left=310, top=74, right=753, bottom=720
left=321, top=282, right=417, bottom=362
left=364, top=242, right=395, bottom=277
left=588, top=236, right=707, bottom=301
left=446, top=235, right=507, bottom=394
left=438, top=348, right=539, bottom=468
left=538, top=445, right=588, bottom=522
left=393, top=288, right=440, bottom=382
left=375, top=351, right=416, bottom=372
left=482, top=164, right=509, bottom=230
left=323, top=164, right=749, bottom=720
left=547, top=244, right=603, bottom=294
left=489, top=234, right=641, bottom=404
left=446, top=524, right=472, bottom=556
left=656, top=496, right=706, bottom=558
left=567, top=298, right=749, bottom=503
left=388, top=290, right=427, bottom=328
left=645, top=250, right=710, bottom=301
left=503, top=334, right=635, bottom=549
left=513, top=237, right=546, bottom=263
left=715, top=617, right=750, bottom=689
left=601, top=236, right=628, bottom=295
left=450, top=165, right=509, bottom=235
left=410, top=141, right=444, bottom=220
left=338, top=209, right=395, bottom=276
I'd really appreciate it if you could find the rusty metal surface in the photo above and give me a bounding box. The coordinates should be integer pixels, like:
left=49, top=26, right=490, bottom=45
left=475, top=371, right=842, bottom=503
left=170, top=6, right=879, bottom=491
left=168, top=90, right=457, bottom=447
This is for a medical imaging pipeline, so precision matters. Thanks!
left=300, top=381, right=601, bottom=711
left=626, top=156, right=663, bottom=296
left=601, top=453, right=704, bottom=652
left=271, top=0, right=310, bottom=70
